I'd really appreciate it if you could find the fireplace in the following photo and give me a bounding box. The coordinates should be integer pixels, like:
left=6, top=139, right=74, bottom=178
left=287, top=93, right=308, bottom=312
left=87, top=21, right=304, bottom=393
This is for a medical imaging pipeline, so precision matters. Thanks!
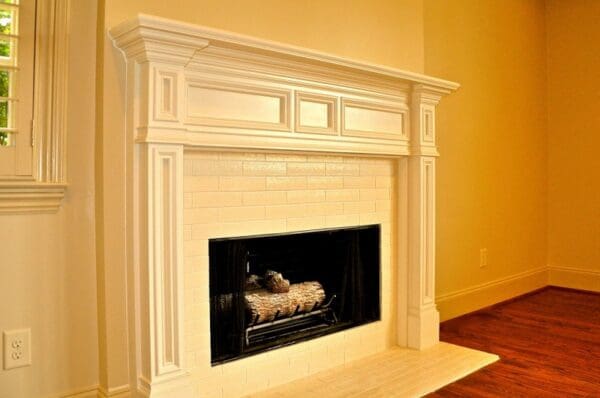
left=209, top=225, right=381, bottom=364
left=110, top=14, right=458, bottom=398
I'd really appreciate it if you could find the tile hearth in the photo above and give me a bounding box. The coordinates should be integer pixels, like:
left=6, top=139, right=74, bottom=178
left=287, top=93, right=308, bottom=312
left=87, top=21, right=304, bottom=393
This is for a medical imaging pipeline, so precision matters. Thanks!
left=244, top=343, right=498, bottom=398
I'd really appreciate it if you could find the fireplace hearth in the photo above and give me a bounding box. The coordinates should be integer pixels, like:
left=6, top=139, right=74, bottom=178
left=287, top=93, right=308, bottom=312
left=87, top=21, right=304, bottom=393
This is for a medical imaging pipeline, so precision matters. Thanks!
left=209, top=225, right=381, bottom=364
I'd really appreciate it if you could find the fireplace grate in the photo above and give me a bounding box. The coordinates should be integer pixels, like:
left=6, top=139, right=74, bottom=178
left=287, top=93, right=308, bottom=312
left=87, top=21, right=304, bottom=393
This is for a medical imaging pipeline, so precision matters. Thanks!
left=245, top=294, right=338, bottom=346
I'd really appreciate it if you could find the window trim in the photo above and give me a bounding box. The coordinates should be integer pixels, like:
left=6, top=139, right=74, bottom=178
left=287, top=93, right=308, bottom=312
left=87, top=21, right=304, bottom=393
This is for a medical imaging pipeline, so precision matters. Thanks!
left=0, top=0, right=69, bottom=214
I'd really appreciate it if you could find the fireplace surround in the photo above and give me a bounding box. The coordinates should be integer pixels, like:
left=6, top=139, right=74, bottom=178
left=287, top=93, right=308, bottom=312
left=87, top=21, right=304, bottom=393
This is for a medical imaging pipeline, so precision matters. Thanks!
left=110, top=14, right=459, bottom=398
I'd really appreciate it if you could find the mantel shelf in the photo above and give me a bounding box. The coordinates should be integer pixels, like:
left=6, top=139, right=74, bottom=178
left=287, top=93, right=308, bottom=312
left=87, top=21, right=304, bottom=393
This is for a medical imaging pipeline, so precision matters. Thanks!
left=111, top=14, right=459, bottom=92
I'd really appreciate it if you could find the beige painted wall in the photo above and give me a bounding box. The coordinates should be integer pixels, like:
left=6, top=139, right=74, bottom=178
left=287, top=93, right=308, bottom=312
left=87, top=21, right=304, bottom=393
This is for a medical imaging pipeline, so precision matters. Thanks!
left=546, top=0, right=600, bottom=285
left=0, top=1, right=99, bottom=397
left=424, top=0, right=549, bottom=319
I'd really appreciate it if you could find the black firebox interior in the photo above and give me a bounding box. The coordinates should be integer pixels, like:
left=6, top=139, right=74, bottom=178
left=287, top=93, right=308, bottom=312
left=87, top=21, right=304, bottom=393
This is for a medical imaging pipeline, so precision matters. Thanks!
left=209, top=224, right=380, bottom=365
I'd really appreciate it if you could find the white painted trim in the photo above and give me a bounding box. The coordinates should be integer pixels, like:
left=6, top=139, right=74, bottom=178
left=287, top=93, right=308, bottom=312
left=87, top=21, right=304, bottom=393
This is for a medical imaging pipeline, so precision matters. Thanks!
left=97, top=384, right=132, bottom=398
left=137, top=127, right=412, bottom=156
left=0, top=0, right=70, bottom=214
left=341, top=98, right=408, bottom=141
left=548, top=265, right=600, bottom=292
left=34, top=0, right=70, bottom=184
left=109, top=14, right=459, bottom=91
left=110, top=15, right=457, bottom=157
left=0, top=182, right=66, bottom=213
left=407, top=156, right=439, bottom=349
left=145, top=144, right=187, bottom=380
left=410, top=84, right=441, bottom=155
left=53, top=384, right=130, bottom=398
left=183, top=79, right=292, bottom=131
left=436, top=266, right=549, bottom=321
left=294, top=91, right=338, bottom=135
left=396, top=157, right=409, bottom=347
left=54, top=385, right=99, bottom=398
left=404, top=84, right=443, bottom=349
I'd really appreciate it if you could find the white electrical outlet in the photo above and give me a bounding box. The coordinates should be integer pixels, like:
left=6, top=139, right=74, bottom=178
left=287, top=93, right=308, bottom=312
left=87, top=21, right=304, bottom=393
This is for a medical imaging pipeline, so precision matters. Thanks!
left=480, top=248, right=488, bottom=268
left=3, top=329, right=31, bottom=370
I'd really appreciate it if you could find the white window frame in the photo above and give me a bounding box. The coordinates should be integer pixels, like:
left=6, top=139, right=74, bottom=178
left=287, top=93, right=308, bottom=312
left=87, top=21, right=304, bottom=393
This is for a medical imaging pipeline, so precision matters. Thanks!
left=0, top=0, right=69, bottom=214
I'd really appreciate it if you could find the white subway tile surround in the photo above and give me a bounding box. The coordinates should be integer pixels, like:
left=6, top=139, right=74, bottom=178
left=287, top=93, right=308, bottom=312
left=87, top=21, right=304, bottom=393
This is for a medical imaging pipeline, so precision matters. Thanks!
left=183, top=151, right=395, bottom=397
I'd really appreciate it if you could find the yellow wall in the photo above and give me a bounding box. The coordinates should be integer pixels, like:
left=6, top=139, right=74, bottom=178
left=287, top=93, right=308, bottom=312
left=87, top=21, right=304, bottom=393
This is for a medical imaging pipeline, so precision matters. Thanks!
left=0, top=1, right=99, bottom=397
left=546, top=0, right=600, bottom=284
left=424, top=0, right=548, bottom=319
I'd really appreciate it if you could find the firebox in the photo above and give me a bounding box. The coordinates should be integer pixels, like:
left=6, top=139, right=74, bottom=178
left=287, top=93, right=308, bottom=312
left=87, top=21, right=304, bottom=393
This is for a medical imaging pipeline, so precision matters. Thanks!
left=209, top=224, right=381, bottom=364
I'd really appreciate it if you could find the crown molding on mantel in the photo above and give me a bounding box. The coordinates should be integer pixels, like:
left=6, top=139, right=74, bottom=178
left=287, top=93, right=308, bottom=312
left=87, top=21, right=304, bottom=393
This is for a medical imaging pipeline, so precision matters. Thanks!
left=110, top=14, right=459, bottom=92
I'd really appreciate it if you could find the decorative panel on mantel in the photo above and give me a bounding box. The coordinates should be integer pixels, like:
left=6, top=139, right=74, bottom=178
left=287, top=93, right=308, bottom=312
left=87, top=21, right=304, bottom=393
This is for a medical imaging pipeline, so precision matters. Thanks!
left=174, top=68, right=412, bottom=155
left=185, top=81, right=291, bottom=131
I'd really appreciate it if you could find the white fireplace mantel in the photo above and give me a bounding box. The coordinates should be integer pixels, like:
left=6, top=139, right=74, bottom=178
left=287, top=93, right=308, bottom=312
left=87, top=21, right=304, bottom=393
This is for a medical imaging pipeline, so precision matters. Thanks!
left=110, top=14, right=458, bottom=398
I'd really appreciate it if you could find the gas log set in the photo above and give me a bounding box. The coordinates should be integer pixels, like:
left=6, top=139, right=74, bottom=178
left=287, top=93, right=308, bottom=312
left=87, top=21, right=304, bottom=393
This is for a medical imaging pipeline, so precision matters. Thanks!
left=209, top=225, right=381, bottom=364
left=244, top=271, right=337, bottom=346
left=245, top=271, right=327, bottom=323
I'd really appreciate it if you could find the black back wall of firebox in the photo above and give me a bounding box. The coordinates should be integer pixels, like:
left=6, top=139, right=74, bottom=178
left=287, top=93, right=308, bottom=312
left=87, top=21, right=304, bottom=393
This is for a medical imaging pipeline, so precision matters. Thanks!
left=208, top=224, right=381, bottom=364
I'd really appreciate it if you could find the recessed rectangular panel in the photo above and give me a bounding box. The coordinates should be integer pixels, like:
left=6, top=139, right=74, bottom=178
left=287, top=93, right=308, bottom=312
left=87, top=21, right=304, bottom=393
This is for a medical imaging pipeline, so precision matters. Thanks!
left=344, top=106, right=403, bottom=136
left=153, top=69, right=178, bottom=122
left=294, top=92, right=338, bottom=135
left=187, top=83, right=290, bottom=131
left=299, top=100, right=329, bottom=128
left=162, top=78, right=172, bottom=114
left=422, top=107, right=435, bottom=143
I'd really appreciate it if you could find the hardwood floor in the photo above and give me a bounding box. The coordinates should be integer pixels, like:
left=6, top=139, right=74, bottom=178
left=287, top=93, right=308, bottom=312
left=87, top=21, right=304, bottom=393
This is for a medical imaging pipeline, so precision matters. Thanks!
left=429, top=287, right=600, bottom=397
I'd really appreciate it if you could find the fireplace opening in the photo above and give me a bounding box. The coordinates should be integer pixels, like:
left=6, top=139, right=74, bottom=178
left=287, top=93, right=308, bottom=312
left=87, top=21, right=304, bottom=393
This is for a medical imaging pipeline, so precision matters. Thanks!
left=209, top=224, right=381, bottom=365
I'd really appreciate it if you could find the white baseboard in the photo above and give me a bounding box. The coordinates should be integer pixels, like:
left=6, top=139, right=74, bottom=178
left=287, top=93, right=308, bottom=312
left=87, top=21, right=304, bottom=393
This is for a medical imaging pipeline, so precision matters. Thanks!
left=97, top=384, right=131, bottom=398
left=436, top=266, right=549, bottom=321
left=549, top=265, right=600, bottom=292
left=56, top=384, right=131, bottom=398
left=56, top=385, right=99, bottom=398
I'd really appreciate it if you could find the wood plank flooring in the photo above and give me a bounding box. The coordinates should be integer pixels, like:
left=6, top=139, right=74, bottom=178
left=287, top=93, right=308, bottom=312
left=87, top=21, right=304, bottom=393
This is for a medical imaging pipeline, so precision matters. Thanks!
left=429, top=287, right=600, bottom=397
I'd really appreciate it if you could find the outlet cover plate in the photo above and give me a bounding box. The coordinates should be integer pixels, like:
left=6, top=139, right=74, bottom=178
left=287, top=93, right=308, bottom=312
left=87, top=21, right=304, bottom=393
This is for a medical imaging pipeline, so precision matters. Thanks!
left=3, top=329, right=31, bottom=370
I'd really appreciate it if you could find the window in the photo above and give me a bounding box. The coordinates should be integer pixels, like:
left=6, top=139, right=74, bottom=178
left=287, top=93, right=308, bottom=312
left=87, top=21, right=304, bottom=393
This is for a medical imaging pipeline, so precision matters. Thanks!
left=0, top=0, right=34, bottom=176
left=0, top=0, right=69, bottom=213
